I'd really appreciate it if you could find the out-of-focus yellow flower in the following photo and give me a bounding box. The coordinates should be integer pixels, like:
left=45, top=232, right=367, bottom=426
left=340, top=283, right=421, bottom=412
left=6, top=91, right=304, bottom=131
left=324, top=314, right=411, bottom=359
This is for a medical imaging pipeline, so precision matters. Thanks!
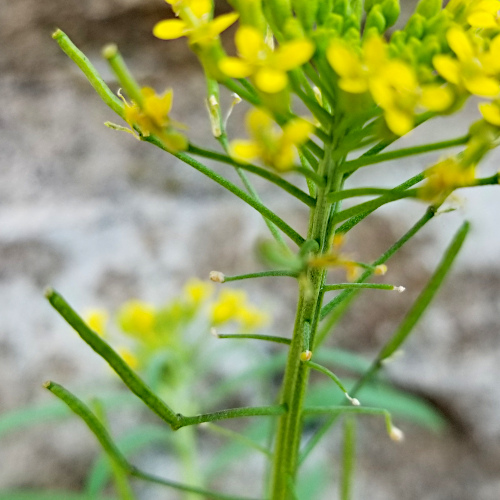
left=219, top=26, right=315, bottom=93
left=236, top=305, right=269, bottom=330
left=86, top=309, right=108, bottom=337
left=433, top=27, right=500, bottom=98
left=118, top=300, right=156, bottom=337
left=229, top=108, right=313, bottom=171
left=420, top=157, right=476, bottom=200
left=479, top=100, right=500, bottom=125
left=153, top=0, right=238, bottom=46
left=121, top=87, right=188, bottom=152
left=184, top=278, right=213, bottom=305
left=117, top=347, right=140, bottom=370
left=211, top=289, right=247, bottom=325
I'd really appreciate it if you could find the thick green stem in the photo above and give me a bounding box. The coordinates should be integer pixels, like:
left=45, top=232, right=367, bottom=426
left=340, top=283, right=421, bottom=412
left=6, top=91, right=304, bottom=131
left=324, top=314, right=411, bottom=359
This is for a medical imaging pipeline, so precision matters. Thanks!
left=270, top=139, right=339, bottom=499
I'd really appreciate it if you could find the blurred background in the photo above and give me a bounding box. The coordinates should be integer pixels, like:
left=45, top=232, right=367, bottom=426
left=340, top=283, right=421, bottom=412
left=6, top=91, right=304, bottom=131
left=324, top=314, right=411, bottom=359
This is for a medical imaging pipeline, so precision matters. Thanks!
left=1, top=0, right=500, bottom=499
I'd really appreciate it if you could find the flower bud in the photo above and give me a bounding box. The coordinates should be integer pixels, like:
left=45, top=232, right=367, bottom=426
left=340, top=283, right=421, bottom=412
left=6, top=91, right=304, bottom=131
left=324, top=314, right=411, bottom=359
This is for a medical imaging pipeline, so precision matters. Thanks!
left=415, top=0, right=442, bottom=18
left=317, top=0, right=334, bottom=23
left=365, top=5, right=387, bottom=34
left=324, top=13, right=344, bottom=33
left=405, top=13, right=425, bottom=39
left=300, top=350, right=312, bottom=361
left=283, top=17, right=306, bottom=39
left=266, top=0, right=293, bottom=31
left=374, top=264, right=387, bottom=275
left=209, top=271, right=225, bottom=283
left=381, top=0, right=400, bottom=28
left=389, top=425, right=404, bottom=442
left=333, top=0, right=349, bottom=17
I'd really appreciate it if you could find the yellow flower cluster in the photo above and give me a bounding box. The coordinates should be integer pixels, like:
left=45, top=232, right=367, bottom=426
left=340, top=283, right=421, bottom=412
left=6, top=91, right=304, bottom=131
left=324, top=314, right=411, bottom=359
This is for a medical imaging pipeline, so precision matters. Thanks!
left=121, top=87, right=188, bottom=152
left=85, top=278, right=269, bottom=371
left=229, top=109, right=314, bottom=171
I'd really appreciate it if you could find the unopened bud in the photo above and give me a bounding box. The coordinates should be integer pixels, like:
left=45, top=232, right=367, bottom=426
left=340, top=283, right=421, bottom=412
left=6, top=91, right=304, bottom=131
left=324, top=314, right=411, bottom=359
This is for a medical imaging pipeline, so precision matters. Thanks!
left=374, top=264, right=387, bottom=275
left=209, top=271, right=225, bottom=283
left=389, top=425, right=404, bottom=442
left=300, top=350, right=312, bottom=361
left=393, top=285, right=406, bottom=293
left=346, top=394, right=361, bottom=406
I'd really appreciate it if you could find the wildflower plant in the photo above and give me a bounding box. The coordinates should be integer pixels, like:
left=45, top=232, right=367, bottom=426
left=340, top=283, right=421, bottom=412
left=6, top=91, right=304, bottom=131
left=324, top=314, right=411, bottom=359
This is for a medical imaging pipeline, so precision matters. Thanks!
left=31, top=0, right=500, bottom=498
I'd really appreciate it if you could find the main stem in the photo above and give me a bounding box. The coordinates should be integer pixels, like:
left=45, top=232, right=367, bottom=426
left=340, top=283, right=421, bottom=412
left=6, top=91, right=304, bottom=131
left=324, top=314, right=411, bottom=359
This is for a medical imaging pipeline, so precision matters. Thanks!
left=270, top=138, right=340, bottom=499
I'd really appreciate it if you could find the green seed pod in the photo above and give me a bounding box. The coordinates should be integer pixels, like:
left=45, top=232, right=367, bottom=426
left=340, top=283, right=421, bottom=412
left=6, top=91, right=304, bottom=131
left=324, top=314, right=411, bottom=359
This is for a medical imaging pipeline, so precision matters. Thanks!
left=317, top=0, right=334, bottom=23
left=405, top=13, right=425, bottom=39
left=415, top=0, right=443, bottom=19
left=381, top=0, right=400, bottom=28
left=324, top=12, right=344, bottom=33
left=365, top=4, right=387, bottom=33
left=292, top=0, right=319, bottom=31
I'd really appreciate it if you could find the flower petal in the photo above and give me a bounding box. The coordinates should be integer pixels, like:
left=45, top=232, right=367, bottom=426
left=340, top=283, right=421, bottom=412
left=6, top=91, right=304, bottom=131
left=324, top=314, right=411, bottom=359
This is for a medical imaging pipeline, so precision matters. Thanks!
left=447, top=27, right=474, bottom=61
left=209, top=12, right=239, bottom=37
left=254, top=67, right=288, bottom=93
left=230, top=140, right=261, bottom=163
left=273, top=39, right=315, bottom=71
left=385, top=107, right=413, bottom=136
left=420, top=85, right=454, bottom=111
left=219, top=57, right=254, bottom=78
left=433, top=55, right=461, bottom=85
left=464, top=75, right=500, bottom=97
left=479, top=101, right=500, bottom=125
left=236, top=26, right=265, bottom=62
left=153, top=19, right=189, bottom=40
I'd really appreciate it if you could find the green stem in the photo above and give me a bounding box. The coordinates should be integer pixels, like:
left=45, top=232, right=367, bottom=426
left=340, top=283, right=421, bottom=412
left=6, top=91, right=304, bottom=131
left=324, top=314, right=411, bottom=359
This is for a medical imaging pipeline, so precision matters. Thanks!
left=342, top=135, right=469, bottom=174
left=270, top=135, right=340, bottom=499
left=178, top=405, right=286, bottom=427
left=45, top=289, right=181, bottom=427
left=322, top=283, right=401, bottom=292
left=147, top=138, right=306, bottom=246
left=222, top=270, right=299, bottom=282
left=216, top=333, right=291, bottom=345
left=341, top=418, right=356, bottom=500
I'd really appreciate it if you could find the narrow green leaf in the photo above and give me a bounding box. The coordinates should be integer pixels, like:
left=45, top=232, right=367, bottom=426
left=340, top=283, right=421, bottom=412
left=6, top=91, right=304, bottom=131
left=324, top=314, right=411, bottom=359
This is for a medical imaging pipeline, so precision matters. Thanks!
left=341, top=418, right=356, bottom=500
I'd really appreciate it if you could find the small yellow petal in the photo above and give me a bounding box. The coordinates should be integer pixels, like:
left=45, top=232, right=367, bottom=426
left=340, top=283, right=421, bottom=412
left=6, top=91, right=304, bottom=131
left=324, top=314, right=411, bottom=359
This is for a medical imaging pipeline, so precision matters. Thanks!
left=274, top=145, right=296, bottom=171
left=254, top=67, right=288, bottom=93
left=420, top=85, right=454, bottom=111
left=190, top=0, right=212, bottom=18
left=153, top=19, right=188, bottom=40
left=283, top=119, right=313, bottom=144
left=230, top=140, right=261, bottom=163
left=479, top=101, right=500, bottom=126
left=209, top=12, right=239, bottom=37
left=385, top=108, right=413, bottom=136
left=219, top=57, right=254, bottom=78
left=327, top=43, right=361, bottom=79
left=447, top=27, right=474, bottom=62
left=464, top=76, right=500, bottom=97
left=468, top=11, right=498, bottom=27
left=273, top=39, right=315, bottom=71
left=236, top=26, right=265, bottom=62
left=433, top=55, right=461, bottom=85
left=339, top=78, right=369, bottom=94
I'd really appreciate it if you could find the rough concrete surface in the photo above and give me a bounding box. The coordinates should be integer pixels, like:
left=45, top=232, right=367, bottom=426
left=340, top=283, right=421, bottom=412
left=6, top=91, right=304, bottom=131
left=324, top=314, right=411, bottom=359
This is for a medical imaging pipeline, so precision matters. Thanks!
left=1, top=1, right=500, bottom=499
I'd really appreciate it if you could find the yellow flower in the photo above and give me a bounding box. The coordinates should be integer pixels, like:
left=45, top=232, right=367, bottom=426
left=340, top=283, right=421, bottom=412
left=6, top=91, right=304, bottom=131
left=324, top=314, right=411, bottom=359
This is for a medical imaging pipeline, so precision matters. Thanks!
left=210, top=289, right=247, bottom=325
left=479, top=100, right=500, bottom=125
left=183, top=278, right=213, bottom=305
left=466, top=0, right=500, bottom=28
left=122, top=87, right=188, bottom=152
left=420, top=157, right=476, bottom=201
left=327, top=36, right=421, bottom=135
left=229, top=108, right=313, bottom=171
left=433, top=27, right=500, bottom=98
left=118, top=300, right=156, bottom=337
left=153, top=0, right=238, bottom=46
left=236, top=305, right=269, bottom=330
left=86, top=309, right=108, bottom=337
left=219, top=26, right=315, bottom=93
